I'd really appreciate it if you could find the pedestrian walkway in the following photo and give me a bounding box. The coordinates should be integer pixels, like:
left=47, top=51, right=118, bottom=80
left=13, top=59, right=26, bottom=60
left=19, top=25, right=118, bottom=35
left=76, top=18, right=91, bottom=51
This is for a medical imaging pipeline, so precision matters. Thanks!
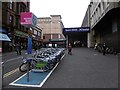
left=42, top=48, right=118, bottom=88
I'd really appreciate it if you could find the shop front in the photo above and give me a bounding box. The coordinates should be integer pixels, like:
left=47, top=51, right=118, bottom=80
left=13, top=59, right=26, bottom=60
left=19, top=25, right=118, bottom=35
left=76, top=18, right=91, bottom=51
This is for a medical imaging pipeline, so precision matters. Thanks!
left=14, top=30, right=28, bottom=50
left=32, top=35, right=42, bottom=50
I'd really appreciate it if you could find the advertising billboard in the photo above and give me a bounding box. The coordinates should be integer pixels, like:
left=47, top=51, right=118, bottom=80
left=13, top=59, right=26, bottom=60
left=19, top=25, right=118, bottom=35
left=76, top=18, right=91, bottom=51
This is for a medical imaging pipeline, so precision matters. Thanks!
left=20, top=12, right=37, bottom=27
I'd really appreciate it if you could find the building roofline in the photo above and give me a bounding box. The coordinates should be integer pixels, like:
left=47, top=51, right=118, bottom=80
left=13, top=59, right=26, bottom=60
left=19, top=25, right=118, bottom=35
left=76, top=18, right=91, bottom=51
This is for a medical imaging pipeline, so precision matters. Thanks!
left=38, top=17, right=51, bottom=19
left=50, top=15, right=62, bottom=19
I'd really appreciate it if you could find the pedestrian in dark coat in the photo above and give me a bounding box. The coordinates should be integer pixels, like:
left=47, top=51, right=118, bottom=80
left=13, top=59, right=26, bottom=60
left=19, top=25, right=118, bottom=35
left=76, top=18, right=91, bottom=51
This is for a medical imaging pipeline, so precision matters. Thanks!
left=18, top=43, right=21, bottom=55
left=15, top=43, right=21, bottom=55
left=102, top=43, right=106, bottom=55
left=68, top=43, right=72, bottom=55
left=15, top=43, right=19, bottom=55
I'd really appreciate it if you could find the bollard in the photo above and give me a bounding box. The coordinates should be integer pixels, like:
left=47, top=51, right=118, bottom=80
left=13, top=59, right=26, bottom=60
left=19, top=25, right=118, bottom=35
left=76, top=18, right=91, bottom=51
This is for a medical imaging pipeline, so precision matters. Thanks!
left=27, top=61, right=29, bottom=82
left=26, top=58, right=32, bottom=82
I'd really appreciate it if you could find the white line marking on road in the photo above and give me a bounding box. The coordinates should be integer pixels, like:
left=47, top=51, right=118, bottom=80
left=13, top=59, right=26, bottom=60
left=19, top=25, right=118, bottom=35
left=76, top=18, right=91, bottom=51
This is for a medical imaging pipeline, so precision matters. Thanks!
left=94, top=54, right=97, bottom=56
left=9, top=83, right=42, bottom=87
left=1, top=62, right=4, bottom=64
left=3, top=56, right=23, bottom=64
left=9, top=54, right=66, bottom=87
left=40, top=54, right=65, bottom=87
left=39, top=61, right=59, bottom=87
left=3, top=68, right=19, bottom=78
left=9, top=72, right=27, bottom=86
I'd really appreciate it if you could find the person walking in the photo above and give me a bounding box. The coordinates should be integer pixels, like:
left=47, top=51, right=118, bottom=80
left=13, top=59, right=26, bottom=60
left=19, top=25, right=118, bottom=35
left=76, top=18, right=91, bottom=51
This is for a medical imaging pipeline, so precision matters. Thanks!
left=102, top=43, right=106, bottom=55
left=15, top=43, right=19, bottom=55
left=68, top=43, right=72, bottom=55
left=15, top=43, right=21, bottom=55
left=18, top=43, right=21, bottom=55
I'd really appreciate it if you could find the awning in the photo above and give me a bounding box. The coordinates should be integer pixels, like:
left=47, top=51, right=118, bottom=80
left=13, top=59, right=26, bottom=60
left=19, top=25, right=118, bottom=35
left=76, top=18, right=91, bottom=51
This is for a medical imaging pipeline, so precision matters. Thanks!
left=49, top=38, right=66, bottom=42
left=0, top=28, right=7, bottom=33
left=0, top=33, right=11, bottom=41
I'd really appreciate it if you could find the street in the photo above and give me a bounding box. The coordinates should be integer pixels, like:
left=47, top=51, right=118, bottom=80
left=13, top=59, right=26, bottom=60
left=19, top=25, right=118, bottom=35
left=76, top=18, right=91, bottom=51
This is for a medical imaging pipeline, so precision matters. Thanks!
left=2, top=48, right=118, bottom=89
left=42, top=48, right=118, bottom=88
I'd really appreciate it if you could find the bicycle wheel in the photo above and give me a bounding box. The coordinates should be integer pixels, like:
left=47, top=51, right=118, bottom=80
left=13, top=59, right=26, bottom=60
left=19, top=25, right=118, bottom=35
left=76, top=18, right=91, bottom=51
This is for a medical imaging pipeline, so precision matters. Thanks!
left=19, top=63, right=28, bottom=72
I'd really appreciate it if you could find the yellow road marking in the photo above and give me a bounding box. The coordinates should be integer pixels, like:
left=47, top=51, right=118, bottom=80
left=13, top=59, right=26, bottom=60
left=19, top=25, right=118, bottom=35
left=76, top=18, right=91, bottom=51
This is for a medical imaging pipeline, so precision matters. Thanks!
left=3, top=68, right=19, bottom=78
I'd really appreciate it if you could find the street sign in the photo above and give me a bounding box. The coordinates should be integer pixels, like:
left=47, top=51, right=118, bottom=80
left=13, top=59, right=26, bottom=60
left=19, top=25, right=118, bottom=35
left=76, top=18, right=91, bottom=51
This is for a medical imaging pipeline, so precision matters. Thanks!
left=63, top=27, right=90, bottom=33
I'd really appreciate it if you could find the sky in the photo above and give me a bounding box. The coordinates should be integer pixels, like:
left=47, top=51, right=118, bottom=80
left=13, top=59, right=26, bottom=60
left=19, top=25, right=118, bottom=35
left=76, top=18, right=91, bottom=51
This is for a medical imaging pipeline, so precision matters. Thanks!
left=30, top=0, right=90, bottom=28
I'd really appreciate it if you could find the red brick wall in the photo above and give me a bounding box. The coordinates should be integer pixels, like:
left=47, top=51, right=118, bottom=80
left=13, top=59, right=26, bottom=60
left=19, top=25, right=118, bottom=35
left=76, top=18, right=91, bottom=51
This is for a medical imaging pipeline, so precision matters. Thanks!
left=43, top=34, right=50, bottom=42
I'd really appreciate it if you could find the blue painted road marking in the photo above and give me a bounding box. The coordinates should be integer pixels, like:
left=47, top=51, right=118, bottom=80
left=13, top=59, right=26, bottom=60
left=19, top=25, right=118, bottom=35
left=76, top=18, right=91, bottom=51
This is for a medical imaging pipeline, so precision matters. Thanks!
left=9, top=54, right=65, bottom=87
left=15, top=71, right=50, bottom=85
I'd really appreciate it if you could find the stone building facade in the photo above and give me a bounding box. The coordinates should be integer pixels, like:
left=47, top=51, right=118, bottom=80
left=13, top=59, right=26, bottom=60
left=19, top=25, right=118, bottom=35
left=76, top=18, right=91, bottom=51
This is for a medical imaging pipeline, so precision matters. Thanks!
left=82, top=0, right=120, bottom=52
left=37, top=15, right=65, bottom=44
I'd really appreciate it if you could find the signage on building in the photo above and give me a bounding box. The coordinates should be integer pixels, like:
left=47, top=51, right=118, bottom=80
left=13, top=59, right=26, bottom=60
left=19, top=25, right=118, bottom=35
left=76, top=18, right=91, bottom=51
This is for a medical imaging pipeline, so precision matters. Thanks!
left=20, top=12, right=37, bottom=27
left=15, top=31, right=28, bottom=38
left=63, top=27, right=90, bottom=33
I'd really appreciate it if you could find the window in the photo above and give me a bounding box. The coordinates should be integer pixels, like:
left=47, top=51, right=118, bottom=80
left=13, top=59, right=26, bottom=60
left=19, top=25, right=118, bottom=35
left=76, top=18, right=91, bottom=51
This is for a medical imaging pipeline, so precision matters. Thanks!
left=107, top=0, right=109, bottom=5
left=9, top=15, right=14, bottom=25
left=16, top=17, right=19, bottom=26
left=98, top=4, right=101, bottom=17
left=20, top=5, right=26, bottom=13
left=34, top=30, right=37, bottom=35
left=102, top=1, right=105, bottom=10
left=9, top=0, right=13, bottom=10
left=38, top=32, right=40, bottom=36
left=16, top=3, right=19, bottom=13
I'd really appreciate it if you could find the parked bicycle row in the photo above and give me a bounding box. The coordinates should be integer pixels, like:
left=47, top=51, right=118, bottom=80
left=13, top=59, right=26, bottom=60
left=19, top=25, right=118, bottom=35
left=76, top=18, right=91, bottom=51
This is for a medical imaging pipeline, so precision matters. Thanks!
left=94, top=43, right=118, bottom=55
left=19, top=48, right=65, bottom=72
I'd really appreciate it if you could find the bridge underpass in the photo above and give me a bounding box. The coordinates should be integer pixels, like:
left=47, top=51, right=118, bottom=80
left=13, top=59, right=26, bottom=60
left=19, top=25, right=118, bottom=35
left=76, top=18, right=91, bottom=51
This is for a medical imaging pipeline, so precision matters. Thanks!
left=63, top=27, right=90, bottom=47
left=66, top=32, right=87, bottom=47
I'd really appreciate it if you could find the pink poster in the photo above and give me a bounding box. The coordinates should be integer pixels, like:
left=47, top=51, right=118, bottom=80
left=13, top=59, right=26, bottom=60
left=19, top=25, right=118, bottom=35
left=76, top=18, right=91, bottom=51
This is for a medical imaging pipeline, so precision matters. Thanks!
left=20, top=12, right=32, bottom=25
